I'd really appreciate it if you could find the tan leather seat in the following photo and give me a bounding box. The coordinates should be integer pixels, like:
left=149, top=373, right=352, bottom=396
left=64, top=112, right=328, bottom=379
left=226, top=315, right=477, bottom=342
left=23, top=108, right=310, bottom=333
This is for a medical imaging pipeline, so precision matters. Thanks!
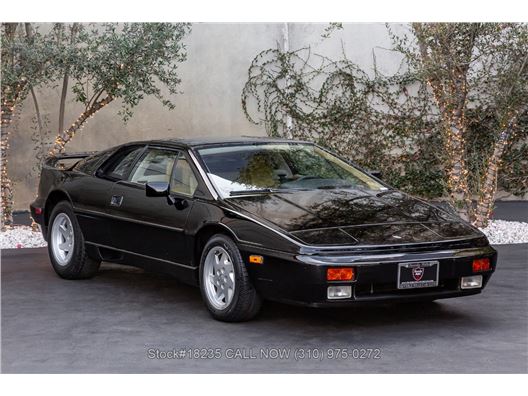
left=171, top=159, right=198, bottom=195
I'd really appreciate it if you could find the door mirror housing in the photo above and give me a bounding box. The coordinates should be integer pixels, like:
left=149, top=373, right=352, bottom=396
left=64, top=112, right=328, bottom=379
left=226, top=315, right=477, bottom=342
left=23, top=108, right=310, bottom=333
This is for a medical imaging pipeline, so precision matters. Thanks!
left=146, top=181, right=170, bottom=197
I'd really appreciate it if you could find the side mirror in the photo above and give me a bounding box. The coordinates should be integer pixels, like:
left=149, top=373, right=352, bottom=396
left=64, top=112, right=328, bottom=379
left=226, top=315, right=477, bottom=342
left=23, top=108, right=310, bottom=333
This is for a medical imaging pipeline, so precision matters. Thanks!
left=369, top=170, right=382, bottom=180
left=146, top=181, right=170, bottom=197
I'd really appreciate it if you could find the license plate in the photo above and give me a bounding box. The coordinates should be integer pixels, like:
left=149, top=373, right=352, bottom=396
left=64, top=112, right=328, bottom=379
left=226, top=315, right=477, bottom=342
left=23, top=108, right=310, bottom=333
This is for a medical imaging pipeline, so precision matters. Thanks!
left=397, top=261, right=439, bottom=289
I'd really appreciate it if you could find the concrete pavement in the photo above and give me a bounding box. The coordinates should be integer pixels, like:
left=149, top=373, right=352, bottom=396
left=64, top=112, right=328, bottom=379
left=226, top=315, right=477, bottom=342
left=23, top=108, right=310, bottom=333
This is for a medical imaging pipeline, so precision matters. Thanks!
left=1, top=243, right=527, bottom=373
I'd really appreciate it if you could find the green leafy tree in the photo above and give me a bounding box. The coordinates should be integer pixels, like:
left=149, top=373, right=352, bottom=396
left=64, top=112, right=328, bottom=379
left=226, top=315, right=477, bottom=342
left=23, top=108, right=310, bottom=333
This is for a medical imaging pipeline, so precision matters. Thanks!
left=1, top=23, right=58, bottom=228
left=399, top=23, right=527, bottom=225
left=49, top=22, right=191, bottom=156
left=1, top=22, right=191, bottom=228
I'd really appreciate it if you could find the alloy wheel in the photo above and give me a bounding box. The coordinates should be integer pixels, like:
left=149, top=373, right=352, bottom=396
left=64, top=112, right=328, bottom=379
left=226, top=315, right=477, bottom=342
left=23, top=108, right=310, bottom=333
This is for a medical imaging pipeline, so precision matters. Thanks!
left=50, top=213, right=75, bottom=266
left=203, top=246, right=236, bottom=310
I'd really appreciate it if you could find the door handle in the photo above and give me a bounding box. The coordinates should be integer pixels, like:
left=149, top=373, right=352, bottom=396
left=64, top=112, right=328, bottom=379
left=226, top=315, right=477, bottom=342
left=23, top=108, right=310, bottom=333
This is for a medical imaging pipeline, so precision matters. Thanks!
left=110, top=195, right=124, bottom=207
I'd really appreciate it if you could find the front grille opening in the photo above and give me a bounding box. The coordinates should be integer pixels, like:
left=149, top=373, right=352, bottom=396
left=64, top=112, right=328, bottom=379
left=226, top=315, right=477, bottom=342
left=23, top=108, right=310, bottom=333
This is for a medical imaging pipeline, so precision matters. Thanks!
left=354, top=278, right=460, bottom=297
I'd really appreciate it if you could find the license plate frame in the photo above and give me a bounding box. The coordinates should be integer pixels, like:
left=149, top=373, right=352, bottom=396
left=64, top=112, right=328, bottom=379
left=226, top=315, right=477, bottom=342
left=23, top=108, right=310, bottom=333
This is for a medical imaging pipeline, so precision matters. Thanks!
left=397, top=261, right=439, bottom=290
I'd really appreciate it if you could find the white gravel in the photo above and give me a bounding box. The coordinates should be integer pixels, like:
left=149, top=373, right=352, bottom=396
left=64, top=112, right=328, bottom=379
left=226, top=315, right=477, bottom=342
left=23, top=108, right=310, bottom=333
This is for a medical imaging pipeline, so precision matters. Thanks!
left=0, top=220, right=527, bottom=249
left=0, top=226, right=47, bottom=249
left=478, top=220, right=528, bottom=245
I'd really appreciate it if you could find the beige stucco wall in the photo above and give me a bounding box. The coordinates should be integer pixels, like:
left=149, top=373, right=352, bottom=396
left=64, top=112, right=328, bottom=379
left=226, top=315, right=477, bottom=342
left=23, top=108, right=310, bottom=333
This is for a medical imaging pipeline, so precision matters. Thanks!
left=7, top=23, right=404, bottom=210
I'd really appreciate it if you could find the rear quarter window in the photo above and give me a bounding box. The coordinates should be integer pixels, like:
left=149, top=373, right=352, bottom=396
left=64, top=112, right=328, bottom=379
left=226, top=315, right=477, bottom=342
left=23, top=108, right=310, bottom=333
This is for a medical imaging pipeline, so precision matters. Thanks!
left=74, top=150, right=114, bottom=175
left=99, top=146, right=145, bottom=181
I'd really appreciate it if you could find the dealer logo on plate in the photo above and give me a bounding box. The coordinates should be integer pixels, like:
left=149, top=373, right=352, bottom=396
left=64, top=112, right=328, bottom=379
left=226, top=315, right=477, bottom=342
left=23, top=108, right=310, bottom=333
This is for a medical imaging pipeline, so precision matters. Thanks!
left=412, top=266, right=424, bottom=281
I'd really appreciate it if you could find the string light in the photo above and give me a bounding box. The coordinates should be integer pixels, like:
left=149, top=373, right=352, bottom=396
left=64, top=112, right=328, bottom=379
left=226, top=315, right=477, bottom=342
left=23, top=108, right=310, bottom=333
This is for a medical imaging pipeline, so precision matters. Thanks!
left=48, top=96, right=112, bottom=157
left=473, top=112, right=519, bottom=227
left=1, top=97, right=16, bottom=230
left=1, top=80, right=28, bottom=229
left=426, top=74, right=473, bottom=222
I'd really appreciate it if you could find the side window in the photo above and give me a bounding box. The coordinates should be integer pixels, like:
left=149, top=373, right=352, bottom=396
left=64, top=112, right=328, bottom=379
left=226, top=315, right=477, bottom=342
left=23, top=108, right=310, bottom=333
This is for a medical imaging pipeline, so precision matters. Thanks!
left=128, top=148, right=178, bottom=184
left=101, top=146, right=144, bottom=181
left=170, top=152, right=198, bottom=196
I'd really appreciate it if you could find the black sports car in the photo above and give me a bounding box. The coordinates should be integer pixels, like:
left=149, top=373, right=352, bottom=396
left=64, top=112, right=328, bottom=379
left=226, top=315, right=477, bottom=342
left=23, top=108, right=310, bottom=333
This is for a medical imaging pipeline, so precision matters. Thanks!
left=31, top=137, right=497, bottom=322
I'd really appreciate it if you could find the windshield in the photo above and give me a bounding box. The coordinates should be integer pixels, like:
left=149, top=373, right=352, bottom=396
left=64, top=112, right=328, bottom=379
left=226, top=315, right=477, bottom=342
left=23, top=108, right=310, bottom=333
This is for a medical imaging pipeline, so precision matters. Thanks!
left=196, top=143, right=386, bottom=197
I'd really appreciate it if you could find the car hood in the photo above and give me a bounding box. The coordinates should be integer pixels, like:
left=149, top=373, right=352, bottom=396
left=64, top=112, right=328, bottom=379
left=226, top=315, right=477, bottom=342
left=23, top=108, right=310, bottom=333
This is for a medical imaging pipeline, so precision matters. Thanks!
left=225, top=189, right=481, bottom=246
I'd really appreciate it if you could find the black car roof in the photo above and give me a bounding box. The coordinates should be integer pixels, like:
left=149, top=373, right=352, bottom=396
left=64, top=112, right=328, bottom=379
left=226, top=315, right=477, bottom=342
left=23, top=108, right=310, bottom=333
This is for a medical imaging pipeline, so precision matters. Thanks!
left=125, top=136, right=313, bottom=149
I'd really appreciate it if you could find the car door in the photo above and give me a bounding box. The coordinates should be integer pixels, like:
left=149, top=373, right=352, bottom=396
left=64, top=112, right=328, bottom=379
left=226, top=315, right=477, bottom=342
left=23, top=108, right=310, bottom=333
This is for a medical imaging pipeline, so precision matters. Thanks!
left=72, top=146, right=144, bottom=245
left=106, top=146, right=199, bottom=265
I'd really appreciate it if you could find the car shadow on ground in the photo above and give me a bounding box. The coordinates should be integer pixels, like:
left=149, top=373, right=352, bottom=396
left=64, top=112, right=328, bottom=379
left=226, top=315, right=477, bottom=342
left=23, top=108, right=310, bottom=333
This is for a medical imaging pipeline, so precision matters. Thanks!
left=97, top=262, right=481, bottom=330
left=3, top=247, right=522, bottom=373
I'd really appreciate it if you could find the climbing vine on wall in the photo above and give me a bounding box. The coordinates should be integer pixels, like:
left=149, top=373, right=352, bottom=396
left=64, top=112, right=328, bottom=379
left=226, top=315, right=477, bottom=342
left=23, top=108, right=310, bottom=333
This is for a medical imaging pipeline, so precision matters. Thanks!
left=241, top=27, right=528, bottom=217
left=242, top=47, right=447, bottom=198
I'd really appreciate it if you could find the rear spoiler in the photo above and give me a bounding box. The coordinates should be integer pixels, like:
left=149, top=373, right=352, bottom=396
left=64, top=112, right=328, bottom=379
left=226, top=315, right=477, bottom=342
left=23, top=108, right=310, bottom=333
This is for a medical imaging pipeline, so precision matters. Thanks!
left=44, top=151, right=97, bottom=169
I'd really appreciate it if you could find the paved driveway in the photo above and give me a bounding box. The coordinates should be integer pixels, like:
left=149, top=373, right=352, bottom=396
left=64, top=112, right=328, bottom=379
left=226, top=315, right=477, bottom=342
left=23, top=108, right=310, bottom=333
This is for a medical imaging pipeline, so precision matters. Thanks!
left=1, top=244, right=527, bottom=373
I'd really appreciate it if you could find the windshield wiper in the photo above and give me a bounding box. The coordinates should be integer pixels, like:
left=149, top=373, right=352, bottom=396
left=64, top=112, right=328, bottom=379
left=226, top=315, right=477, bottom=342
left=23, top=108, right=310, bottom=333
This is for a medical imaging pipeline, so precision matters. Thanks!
left=229, top=188, right=276, bottom=196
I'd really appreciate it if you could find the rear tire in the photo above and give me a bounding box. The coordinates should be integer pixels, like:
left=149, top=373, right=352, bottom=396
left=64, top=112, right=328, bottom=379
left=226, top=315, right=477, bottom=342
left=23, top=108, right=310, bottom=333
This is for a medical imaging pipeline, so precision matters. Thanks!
left=199, top=234, right=262, bottom=322
left=47, top=201, right=100, bottom=279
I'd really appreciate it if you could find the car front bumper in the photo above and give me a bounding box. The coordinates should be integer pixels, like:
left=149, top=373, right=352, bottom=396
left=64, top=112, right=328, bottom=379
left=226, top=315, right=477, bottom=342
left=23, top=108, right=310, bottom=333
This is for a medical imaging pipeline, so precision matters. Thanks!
left=240, top=244, right=497, bottom=307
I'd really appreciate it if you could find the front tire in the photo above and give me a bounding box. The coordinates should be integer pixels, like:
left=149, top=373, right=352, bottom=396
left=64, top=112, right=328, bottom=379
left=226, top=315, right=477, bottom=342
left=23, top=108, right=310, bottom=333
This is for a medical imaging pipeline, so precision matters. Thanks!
left=47, top=201, right=100, bottom=279
left=199, top=234, right=262, bottom=322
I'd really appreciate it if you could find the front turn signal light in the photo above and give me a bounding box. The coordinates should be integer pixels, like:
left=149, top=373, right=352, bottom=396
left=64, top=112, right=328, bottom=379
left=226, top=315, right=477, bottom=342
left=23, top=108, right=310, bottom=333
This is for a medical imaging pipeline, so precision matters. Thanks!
left=327, top=267, right=355, bottom=281
left=472, top=258, right=491, bottom=273
left=249, top=255, right=264, bottom=264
